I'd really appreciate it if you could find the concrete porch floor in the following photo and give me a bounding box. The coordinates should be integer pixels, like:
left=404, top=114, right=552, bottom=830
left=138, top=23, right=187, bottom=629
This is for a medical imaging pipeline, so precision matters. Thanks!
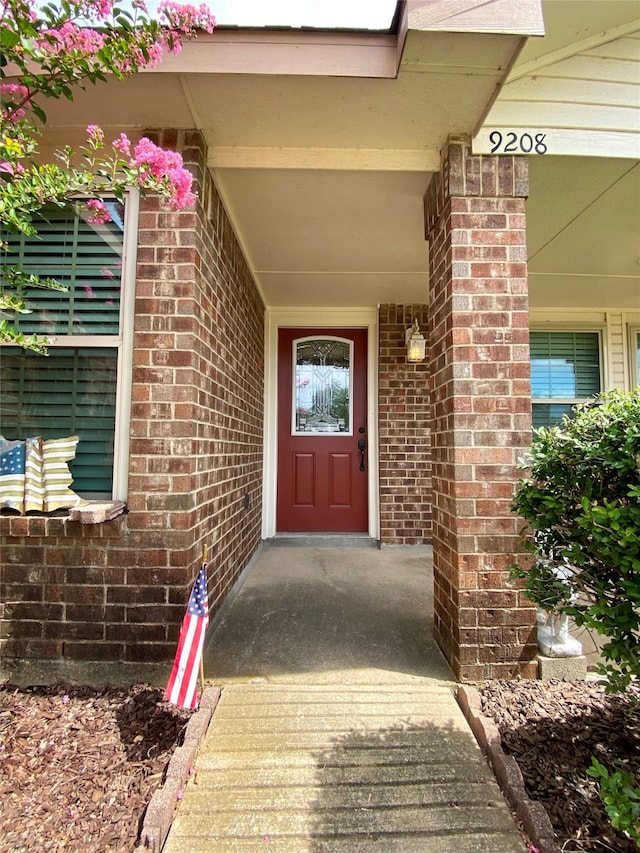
left=202, top=541, right=454, bottom=685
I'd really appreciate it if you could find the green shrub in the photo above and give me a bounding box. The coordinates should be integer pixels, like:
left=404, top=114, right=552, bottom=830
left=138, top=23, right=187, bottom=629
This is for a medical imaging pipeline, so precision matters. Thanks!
left=510, top=389, right=640, bottom=692
left=588, top=757, right=640, bottom=845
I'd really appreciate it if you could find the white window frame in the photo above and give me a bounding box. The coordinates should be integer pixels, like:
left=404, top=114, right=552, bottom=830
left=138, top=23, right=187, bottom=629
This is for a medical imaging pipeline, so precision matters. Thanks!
left=0, top=191, right=138, bottom=502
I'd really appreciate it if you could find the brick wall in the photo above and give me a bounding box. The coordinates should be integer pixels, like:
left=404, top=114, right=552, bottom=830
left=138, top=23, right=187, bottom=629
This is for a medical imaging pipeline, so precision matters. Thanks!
left=0, top=130, right=265, bottom=663
left=424, top=139, right=537, bottom=680
left=378, top=304, right=432, bottom=545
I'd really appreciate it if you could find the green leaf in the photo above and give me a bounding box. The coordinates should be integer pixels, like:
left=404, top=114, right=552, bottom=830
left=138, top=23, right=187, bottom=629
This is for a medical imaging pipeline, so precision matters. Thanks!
left=0, top=28, right=21, bottom=49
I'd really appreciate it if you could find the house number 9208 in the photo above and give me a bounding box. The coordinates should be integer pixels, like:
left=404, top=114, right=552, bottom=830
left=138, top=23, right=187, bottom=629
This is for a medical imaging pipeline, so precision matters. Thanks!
left=489, top=131, right=548, bottom=155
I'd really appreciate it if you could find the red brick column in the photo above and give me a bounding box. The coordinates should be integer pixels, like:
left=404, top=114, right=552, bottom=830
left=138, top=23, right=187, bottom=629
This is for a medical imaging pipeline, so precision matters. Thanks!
left=424, top=139, right=537, bottom=680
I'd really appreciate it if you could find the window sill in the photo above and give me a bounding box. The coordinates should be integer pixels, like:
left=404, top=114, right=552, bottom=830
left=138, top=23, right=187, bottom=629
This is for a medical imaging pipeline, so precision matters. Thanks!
left=68, top=501, right=126, bottom=523
left=0, top=501, right=126, bottom=538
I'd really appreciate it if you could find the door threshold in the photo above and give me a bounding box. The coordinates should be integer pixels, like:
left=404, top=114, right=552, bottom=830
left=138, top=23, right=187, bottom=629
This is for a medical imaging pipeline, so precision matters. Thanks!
left=269, top=533, right=377, bottom=548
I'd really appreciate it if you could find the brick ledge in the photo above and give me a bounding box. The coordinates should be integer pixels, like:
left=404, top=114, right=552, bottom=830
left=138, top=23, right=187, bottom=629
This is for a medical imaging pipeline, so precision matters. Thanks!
left=0, top=501, right=127, bottom=537
left=457, top=684, right=561, bottom=853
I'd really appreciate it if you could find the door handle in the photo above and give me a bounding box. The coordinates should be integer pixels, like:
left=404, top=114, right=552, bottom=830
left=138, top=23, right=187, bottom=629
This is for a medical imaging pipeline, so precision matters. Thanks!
left=357, top=438, right=366, bottom=472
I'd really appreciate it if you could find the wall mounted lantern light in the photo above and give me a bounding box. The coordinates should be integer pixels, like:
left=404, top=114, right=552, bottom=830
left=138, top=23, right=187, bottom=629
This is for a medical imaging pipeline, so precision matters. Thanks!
left=405, top=319, right=426, bottom=363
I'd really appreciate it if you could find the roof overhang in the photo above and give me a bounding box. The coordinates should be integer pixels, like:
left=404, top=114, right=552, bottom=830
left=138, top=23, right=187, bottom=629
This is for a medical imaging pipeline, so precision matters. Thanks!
left=34, top=1, right=555, bottom=308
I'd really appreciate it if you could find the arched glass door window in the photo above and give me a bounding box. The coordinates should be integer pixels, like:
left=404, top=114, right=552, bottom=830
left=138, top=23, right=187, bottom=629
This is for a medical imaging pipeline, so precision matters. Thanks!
left=292, top=337, right=353, bottom=435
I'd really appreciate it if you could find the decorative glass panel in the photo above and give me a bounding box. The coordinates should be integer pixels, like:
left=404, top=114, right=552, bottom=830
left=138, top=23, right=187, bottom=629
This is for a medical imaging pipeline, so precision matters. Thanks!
left=294, top=338, right=352, bottom=434
left=0, top=348, right=117, bottom=496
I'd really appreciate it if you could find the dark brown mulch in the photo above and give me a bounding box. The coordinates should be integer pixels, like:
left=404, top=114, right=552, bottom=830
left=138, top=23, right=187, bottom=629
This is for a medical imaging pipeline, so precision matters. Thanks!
left=481, top=678, right=640, bottom=852
left=0, top=682, right=193, bottom=853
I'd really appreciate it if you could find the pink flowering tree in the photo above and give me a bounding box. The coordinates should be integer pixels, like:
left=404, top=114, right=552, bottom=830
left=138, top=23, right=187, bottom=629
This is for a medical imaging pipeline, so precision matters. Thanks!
left=0, top=0, right=216, bottom=350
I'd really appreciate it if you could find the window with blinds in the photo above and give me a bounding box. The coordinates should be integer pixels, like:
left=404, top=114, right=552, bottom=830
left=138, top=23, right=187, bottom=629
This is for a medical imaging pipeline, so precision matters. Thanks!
left=530, top=331, right=601, bottom=429
left=4, top=203, right=123, bottom=336
left=0, top=200, right=128, bottom=499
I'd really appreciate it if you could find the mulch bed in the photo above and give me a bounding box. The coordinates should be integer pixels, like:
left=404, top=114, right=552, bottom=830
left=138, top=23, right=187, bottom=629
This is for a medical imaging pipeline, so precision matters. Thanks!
left=0, top=682, right=193, bottom=853
left=481, top=678, right=640, bottom=852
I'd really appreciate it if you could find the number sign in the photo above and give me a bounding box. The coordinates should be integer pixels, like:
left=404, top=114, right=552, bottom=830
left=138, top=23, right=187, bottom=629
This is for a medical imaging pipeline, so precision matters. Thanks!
left=473, top=130, right=548, bottom=156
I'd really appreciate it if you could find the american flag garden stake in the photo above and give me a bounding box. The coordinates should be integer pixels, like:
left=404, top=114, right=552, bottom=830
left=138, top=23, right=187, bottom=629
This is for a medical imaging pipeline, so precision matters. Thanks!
left=165, top=553, right=209, bottom=710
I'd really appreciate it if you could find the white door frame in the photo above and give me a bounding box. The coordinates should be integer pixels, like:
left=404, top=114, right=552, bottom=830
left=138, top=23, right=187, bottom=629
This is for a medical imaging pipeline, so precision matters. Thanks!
left=262, top=307, right=379, bottom=540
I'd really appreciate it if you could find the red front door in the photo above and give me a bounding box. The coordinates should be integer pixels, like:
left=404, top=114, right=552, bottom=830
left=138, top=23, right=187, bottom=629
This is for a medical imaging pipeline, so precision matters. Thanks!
left=276, top=328, right=368, bottom=532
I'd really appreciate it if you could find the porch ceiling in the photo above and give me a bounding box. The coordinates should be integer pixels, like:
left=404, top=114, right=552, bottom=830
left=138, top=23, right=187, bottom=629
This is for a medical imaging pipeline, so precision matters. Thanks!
left=37, top=1, right=639, bottom=312
left=41, top=27, right=521, bottom=309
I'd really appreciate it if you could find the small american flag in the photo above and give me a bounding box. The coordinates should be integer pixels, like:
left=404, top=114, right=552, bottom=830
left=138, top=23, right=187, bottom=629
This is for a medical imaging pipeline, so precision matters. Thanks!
left=165, top=565, right=209, bottom=710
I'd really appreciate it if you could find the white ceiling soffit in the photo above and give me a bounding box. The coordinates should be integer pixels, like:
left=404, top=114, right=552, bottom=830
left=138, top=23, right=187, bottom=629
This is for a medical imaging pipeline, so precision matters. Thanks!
left=474, top=1, right=640, bottom=158
left=527, top=156, right=640, bottom=310
left=35, top=2, right=543, bottom=309
left=205, top=24, right=522, bottom=308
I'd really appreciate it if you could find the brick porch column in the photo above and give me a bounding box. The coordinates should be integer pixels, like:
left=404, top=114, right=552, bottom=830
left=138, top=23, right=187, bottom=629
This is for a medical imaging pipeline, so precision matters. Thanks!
left=424, top=139, right=537, bottom=681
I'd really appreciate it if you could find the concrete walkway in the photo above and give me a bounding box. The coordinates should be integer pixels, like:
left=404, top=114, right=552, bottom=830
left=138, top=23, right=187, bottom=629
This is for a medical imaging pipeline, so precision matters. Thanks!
left=162, top=542, right=527, bottom=852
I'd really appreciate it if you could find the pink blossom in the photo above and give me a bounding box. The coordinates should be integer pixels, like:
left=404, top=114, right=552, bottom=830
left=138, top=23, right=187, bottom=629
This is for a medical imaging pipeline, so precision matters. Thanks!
left=81, top=0, right=114, bottom=16
left=83, top=285, right=95, bottom=299
left=36, top=22, right=106, bottom=58
left=100, top=267, right=115, bottom=279
left=0, top=83, right=30, bottom=121
left=86, top=124, right=104, bottom=145
left=1, top=0, right=38, bottom=26
left=112, top=133, right=131, bottom=156
left=132, top=137, right=195, bottom=209
left=84, top=199, right=112, bottom=224
left=110, top=36, right=166, bottom=73
left=147, top=42, right=164, bottom=65
left=0, top=160, right=25, bottom=175
left=159, top=1, right=216, bottom=34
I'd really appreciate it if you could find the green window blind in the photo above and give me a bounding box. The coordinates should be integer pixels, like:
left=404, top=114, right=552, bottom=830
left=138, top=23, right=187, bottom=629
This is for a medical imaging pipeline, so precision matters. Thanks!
left=530, top=331, right=601, bottom=429
left=2, top=203, right=123, bottom=336
left=0, top=348, right=117, bottom=496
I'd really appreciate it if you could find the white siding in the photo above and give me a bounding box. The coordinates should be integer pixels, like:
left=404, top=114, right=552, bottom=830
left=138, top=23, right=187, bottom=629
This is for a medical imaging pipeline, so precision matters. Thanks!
left=474, top=28, right=640, bottom=158
left=606, top=312, right=626, bottom=389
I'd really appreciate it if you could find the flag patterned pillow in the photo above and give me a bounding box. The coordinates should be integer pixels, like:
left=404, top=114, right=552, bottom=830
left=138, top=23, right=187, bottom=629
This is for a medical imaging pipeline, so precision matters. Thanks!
left=0, top=435, right=84, bottom=514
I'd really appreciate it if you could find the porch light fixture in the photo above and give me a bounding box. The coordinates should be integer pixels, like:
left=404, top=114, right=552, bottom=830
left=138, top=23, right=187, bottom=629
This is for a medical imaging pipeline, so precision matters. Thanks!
left=405, top=319, right=425, bottom=363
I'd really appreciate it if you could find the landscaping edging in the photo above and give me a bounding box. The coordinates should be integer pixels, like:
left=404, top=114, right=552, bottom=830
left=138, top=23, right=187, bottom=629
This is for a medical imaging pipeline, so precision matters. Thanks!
left=457, top=685, right=561, bottom=853
left=137, top=686, right=221, bottom=853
